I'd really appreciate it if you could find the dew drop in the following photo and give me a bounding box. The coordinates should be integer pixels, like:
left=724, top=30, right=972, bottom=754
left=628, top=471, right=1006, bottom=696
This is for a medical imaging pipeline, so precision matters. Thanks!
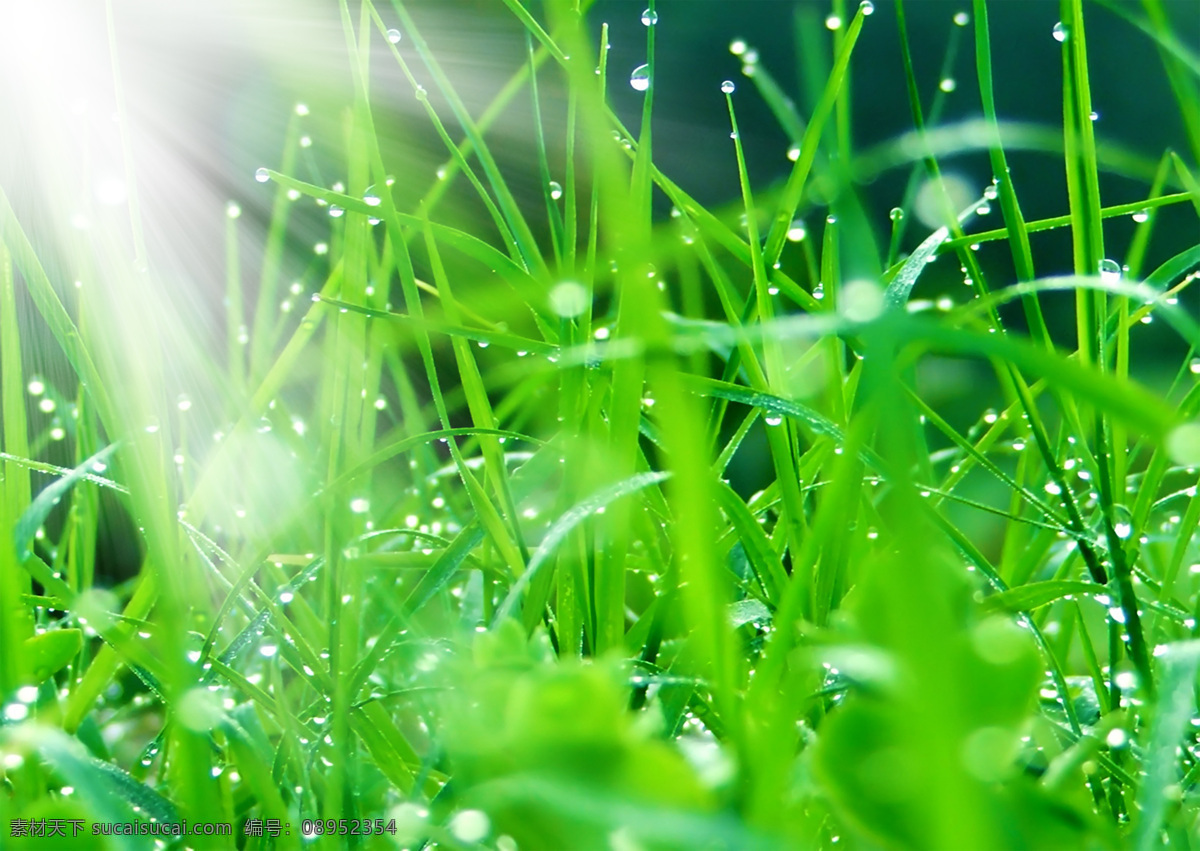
left=255, top=167, right=270, bottom=183
left=387, top=28, right=402, bottom=44
left=720, top=80, right=735, bottom=94
left=630, top=64, right=651, bottom=92
left=363, top=186, right=382, bottom=207
left=889, top=207, right=904, bottom=222
left=548, top=180, right=563, bottom=200
left=825, top=14, right=842, bottom=30
left=786, top=221, right=807, bottom=241
left=549, top=281, right=589, bottom=317
left=729, top=39, right=748, bottom=55
left=1133, top=209, right=1150, bottom=223
left=786, top=143, right=801, bottom=162
left=764, top=415, right=783, bottom=427
left=225, top=201, right=241, bottom=219
left=939, top=77, right=957, bottom=93
left=859, top=0, right=874, bottom=15
left=328, top=205, right=344, bottom=218
left=1052, top=22, right=1067, bottom=42
left=953, top=11, right=970, bottom=26
left=1098, top=259, right=1121, bottom=281
left=640, top=8, right=658, bottom=26
left=839, top=279, right=885, bottom=323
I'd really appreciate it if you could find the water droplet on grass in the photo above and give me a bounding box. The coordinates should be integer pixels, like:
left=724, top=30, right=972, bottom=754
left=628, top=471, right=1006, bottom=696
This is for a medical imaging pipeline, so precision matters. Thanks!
left=729, top=39, right=747, bottom=55
left=786, top=143, right=801, bottom=161
left=720, top=80, right=735, bottom=94
left=825, top=14, right=842, bottom=30
left=630, top=64, right=650, bottom=91
left=1098, top=259, right=1121, bottom=280
left=1052, top=22, right=1067, bottom=42
left=548, top=180, right=563, bottom=200
left=954, top=11, right=970, bottom=26
left=889, top=207, right=904, bottom=222
left=859, top=1, right=874, bottom=15
left=549, top=281, right=589, bottom=317
left=840, top=279, right=885, bottom=322
left=640, top=8, right=658, bottom=25
left=255, top=167, right=270, bottom=183
left=387, top=28, right=402, bottom=44
left=226, top=201, right=241, bottom=219
left=939, top=77, right=956, bottom=92
left=1168, top=423, right=1200, bottom=465
left=1133, top=209, right=1150, bottom=223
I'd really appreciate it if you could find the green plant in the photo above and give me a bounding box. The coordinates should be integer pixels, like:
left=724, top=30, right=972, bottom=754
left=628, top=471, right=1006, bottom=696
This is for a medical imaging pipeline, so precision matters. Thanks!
left=2, top=0, right=1200, bottom=848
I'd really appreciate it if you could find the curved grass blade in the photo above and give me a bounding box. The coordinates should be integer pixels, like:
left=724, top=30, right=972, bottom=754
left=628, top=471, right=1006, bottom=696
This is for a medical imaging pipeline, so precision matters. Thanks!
left=14, top=443, right=120, bottom=569
left=494, top=471, right=671, bottom=624
left=980, top=581, right=1101, bottom=615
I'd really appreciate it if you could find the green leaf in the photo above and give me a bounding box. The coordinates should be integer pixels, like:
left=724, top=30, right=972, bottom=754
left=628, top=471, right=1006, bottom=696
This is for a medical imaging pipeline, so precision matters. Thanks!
left=980, top=581, right=1100, bottom=614
left=21, top=628, right=82, bottom=684
left=14, top=443, right=119, bottom=566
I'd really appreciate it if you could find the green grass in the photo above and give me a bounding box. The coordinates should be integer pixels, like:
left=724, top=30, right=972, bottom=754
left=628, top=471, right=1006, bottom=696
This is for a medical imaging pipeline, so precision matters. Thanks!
left=2, top=0, right=1200, bottom=848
